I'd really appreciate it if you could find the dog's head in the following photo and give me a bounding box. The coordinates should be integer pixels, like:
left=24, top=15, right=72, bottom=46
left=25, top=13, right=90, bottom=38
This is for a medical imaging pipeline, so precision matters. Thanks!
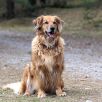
left=33, top=15, right=64, bottom=48
left=33, top=15, right=64, bottom=37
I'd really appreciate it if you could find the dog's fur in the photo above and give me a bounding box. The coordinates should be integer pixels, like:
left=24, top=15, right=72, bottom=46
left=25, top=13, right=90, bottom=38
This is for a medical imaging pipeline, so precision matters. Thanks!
left=19, top=15, right=66, bottom=98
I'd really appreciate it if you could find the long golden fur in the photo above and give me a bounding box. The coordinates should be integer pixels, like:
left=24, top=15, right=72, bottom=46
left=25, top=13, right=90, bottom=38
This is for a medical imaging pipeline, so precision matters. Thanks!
left=19, top=15, right=66, bottom=98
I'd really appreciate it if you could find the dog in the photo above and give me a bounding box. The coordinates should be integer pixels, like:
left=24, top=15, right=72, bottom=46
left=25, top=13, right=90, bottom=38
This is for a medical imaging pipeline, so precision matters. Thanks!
left=18, top=15, right=66, bottom=98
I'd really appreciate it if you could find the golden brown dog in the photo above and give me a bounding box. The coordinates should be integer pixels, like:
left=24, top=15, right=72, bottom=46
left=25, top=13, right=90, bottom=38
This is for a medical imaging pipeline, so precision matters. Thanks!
left=19, top=15, right=66, bottom=98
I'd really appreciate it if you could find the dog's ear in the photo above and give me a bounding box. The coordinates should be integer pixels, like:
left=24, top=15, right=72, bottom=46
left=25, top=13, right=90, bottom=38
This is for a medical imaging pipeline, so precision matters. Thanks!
left=54, top=16, right=64, bottom=32
left=32, top=15, right=44, bottom=30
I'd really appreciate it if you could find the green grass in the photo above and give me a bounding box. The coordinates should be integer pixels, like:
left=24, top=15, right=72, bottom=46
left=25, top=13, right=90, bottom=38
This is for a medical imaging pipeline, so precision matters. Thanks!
left=0, top=80, right=102, bottom=102
left=0, top=18, right=33, bottom=32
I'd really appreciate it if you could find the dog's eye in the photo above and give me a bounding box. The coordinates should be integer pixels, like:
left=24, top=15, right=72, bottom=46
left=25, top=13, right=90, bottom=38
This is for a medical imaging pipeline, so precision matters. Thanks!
left=53, top=21, right=56, bottom=24
left=44, top=21, right=48, bottom=24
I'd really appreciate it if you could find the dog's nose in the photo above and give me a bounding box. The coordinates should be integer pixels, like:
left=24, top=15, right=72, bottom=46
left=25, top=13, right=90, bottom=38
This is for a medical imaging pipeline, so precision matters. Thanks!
left=50, top=27, right=55, bottom=31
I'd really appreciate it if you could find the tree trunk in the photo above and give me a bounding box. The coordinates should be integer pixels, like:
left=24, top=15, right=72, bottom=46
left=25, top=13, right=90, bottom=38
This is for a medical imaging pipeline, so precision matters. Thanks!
left=36, top=0, right=41, bottom=7
left=6, top=0, right=15, bottom=19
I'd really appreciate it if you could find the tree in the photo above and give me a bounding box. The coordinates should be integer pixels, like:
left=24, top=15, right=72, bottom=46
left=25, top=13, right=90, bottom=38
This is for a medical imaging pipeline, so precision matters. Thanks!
left=6, top=0, right=15, bottom=19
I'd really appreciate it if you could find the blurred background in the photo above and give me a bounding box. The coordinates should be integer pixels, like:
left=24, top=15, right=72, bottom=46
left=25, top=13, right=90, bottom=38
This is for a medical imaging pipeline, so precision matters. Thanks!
left=0, top=0, right=102, bottom=18
left=0, top=0, right=102, bottom=35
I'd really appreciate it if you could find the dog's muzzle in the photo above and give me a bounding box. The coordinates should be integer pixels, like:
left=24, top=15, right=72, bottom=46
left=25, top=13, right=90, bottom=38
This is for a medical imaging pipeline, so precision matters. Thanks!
left=45, top=27, right=56, bottom=37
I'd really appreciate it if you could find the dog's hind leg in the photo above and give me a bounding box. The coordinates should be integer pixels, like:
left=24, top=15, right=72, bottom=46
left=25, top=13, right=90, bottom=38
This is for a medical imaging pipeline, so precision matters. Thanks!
left=24, top=69, right=33, bottom=96
left=18, top=64, right=30, bottom=95
left=19, top=80, right=26, bottom=95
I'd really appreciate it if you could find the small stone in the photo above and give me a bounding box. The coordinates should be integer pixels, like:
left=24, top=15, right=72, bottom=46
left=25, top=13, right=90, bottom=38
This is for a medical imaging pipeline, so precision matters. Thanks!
left=86, top=100, right=93, bottom=102
left=85, top=87, right=91, bottom=90
left=85, top=75, right=89, bottom=78
left=4, top=64, right=8, bottom=67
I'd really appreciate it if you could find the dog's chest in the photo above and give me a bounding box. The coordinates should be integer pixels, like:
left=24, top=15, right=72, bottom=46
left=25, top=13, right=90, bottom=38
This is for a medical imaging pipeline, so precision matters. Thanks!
left=42, top=55, right=54, bottom=72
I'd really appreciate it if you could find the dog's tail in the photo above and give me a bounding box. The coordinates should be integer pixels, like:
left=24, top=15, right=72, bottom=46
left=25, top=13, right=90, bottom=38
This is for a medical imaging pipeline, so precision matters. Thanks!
left=2, top=82, right=21, bottom=95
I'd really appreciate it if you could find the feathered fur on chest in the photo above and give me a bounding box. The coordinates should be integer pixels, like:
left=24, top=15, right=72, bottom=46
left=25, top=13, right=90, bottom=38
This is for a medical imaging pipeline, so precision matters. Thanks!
left=31, top=36, right=65, bottom=72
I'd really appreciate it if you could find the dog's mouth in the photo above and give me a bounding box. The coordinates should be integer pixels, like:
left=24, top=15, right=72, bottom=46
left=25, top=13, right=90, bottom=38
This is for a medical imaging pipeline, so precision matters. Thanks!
left=45, top=31, right=55, bottom=37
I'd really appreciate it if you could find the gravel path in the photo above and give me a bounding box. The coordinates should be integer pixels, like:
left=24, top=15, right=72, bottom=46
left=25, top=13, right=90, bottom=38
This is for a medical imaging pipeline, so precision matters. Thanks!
left=65, top=36, right=102, bottom=80
left=0, top=30, right=102, bottom=80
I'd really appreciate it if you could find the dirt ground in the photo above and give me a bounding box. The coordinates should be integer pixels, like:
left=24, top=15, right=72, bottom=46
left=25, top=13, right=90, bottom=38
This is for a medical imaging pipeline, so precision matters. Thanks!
left=0, top=28, right=102, bottom=102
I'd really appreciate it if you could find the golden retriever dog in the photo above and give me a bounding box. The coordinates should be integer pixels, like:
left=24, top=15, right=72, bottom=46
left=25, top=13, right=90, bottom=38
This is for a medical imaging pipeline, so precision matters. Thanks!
left=18, top=15, right=66, bottom=98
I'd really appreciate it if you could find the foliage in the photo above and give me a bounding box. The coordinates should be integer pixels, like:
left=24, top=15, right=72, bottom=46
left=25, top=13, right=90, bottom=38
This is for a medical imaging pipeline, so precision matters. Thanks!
left=0, top=0, right=102, bottom=18
left=15, top=0, right=33, bottom=10
left=81, top=0, right=96, bottom=8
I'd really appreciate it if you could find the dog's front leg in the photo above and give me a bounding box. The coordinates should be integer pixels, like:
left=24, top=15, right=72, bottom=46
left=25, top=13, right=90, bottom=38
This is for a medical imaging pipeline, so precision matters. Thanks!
left=56, top=78, right=66, bottom=96
left=55, top=64, right=66, bottom=97
left=36, top=65, right=46, bottom=98
left=56, top=86, right=66, bottom=97
left=37, top=89, right=46, bottom=98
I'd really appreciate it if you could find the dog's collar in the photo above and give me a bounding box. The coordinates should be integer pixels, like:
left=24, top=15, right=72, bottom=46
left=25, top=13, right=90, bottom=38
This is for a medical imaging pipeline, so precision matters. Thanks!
left=41, top=42, right=58, bottom=49
left=42, top=44, right=54, bottom=49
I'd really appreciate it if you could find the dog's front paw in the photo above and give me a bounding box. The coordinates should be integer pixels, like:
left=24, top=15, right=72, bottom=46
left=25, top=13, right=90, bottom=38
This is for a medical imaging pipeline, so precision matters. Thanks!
left=56, top=88, right=66, bottom=97
left=57, top=91, right=66, bottom=96
left=37, top=90, right=46, bottom=98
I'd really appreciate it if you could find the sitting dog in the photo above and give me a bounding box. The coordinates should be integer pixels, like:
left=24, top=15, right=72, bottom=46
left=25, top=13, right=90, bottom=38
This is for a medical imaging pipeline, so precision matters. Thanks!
left=19, top=15, right=66, bottom=98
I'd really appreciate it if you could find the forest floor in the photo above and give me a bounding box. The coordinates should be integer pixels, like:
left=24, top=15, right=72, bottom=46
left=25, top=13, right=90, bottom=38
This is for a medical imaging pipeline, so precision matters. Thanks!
left=0, top=8, right=102, bottom=102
